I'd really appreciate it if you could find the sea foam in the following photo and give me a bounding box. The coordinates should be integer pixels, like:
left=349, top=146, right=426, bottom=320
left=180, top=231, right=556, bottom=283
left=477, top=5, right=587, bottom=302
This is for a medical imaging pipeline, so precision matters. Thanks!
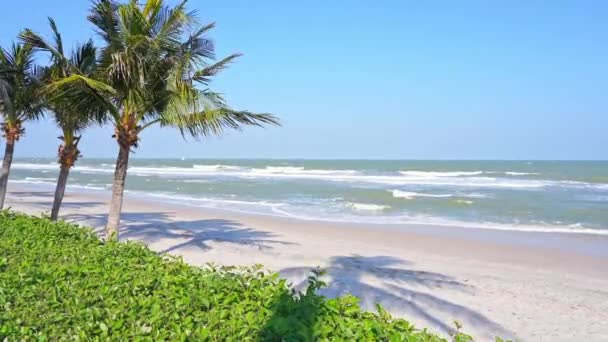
left=399, top=170, right=484, bottom=177
left=12, top=162, right=607, bottom=190
left=346, top=202, right=390, bottom=211
left=390, top=190, right=453, bottom=199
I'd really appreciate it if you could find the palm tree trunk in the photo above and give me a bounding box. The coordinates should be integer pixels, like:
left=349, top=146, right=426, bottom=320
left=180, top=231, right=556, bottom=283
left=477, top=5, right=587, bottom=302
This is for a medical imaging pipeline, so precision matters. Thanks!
left=0, top=139, right=16, bottom=209
left=106, top=144, right=130, bottom=240
left=50, top=164, right=70, bottom=221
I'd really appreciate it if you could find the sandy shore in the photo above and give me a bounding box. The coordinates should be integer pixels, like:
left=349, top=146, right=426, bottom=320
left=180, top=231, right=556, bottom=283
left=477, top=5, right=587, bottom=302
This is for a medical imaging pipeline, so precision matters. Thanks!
left=6, top=183, right=608, bottom=341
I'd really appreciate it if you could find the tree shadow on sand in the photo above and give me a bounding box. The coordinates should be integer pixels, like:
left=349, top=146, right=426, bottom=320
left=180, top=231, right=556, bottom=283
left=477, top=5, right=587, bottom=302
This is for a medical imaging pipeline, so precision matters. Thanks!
left=29, top=201, right=105, bottom=208
left=280, top=255, right=513, bottom=340
left=8, top=191, right=104, bottom=210
left=63, top=211, right=295, bottom=254
left=9, top=191, right=56, bottom=197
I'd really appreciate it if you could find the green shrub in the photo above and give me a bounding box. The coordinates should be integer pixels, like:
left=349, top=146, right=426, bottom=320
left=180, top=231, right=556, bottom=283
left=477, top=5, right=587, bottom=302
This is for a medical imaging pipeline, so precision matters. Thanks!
left=0, top=211, right=472, bottom=341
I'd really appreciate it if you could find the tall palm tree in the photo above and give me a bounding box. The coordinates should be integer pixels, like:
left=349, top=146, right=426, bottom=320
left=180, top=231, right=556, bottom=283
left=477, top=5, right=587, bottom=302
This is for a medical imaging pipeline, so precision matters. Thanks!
left=20, top=19, right=106, bottom=220
left=48, top=0, right=279, bottom=239
left=0, top=42, right=44, bottom=209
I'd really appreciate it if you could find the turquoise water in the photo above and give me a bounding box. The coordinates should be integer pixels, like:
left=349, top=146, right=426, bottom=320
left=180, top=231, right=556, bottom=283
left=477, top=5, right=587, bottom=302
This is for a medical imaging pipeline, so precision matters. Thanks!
left=10, top=159, right=608, bottom=234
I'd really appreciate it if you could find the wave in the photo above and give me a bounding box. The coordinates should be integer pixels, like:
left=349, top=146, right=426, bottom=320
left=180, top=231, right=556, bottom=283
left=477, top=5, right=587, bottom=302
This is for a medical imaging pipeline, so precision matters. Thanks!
left=391, top=190, right=453, bottom=199
left=11, top=179, right=608, bottom=235
left=241, top=172, right=549, bottom=189
left=399, top=170, right=484, bottom=177
left=503, top=172, right=540, bottom=176
left=10, top=162, right=608, bottom=191
left=460, top=193, right=490, bottom=198
left=12, top=163, right=114, bottom=174
left=390, top=190, right=491, bottom=200
left=193, top=164, right=243, bottom=171
left=181, top=179, right=211, bottom=183
left=142, top=192, right=284, bottom=208
left=453, top=199, right=474, bottom=205
left=346, top=202, right=390, bottom=211
left=151, top=193, right=607, bottom=235
left=399, top=170, right=541, bottom=177
left=12, top=179, right=55, bottom=186
left=13, top=179, right=107, bottom=191
left=250, top=166, right=360, bottom=176
left=24, top=177, right=56, bottom=182
left=389, top=216, right=608, bottom=235
left=12, top=163, right=61, bottom=171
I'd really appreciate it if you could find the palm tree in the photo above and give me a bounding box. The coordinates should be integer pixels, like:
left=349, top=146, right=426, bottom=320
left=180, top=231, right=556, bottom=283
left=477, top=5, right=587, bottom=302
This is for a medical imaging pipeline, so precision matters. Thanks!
left=48, top=0, right=279, bottom=239
left=20, top=19, right=106, bottom=220
left=0, top=42, right=44, bottom=209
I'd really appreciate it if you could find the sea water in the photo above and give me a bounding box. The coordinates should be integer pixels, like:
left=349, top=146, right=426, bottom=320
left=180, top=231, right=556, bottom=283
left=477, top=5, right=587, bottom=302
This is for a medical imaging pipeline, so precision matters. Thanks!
left=10, top=159, right=608, bottom=234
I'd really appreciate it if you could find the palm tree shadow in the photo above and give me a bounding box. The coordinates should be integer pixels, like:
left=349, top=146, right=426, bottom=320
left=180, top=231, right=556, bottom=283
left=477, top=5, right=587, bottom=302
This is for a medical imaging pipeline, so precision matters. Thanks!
left=280, top=255, right=513, bottom=340
left=29, top=201, right=105, bottom=208
left=63, top=211, right=296, bottom=253
left=9, top=191, right=56, bottom=197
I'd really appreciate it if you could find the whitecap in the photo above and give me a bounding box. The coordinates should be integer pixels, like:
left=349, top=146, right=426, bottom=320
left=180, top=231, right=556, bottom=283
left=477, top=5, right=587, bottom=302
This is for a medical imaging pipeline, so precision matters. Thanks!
left=390, top=190, right=453, bottom=199
left=453, top=199, right=474, bottom=205
left=399, top=170, right=484, bottom=177
left=192, top=164, right=243, bottom=171
left=346, top=202, right=390, bottom=211
left=24, top=177, right=56, bottom=182
left=503, top=172, right=540, bottom=176
left=10, top=162, right=608, bottom=191
left=250, top=166, right=360, bottom=176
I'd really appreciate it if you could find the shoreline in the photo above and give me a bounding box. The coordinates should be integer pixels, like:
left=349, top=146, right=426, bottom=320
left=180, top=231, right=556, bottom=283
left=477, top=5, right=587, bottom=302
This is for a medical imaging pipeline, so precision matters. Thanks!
left=12, top=181, right=608, bottom=259
left=12, top=178, right=608, bottom=237
left=6, top=182, right=608, bottom=341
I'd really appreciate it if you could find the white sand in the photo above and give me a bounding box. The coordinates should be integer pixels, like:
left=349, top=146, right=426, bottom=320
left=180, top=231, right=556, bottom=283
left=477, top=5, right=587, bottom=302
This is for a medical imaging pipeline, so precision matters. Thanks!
left=6, top=183, right=608, bottom=341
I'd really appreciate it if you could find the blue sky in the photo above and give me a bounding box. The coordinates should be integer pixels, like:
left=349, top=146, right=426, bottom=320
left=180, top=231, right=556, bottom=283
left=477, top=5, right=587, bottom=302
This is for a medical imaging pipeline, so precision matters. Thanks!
left=1, top=0, right=606, bottom=159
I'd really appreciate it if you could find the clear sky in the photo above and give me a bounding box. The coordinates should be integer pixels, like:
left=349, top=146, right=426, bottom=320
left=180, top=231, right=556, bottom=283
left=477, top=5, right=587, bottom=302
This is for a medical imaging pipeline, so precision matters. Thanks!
left=0, top=0, right=606, bottom=159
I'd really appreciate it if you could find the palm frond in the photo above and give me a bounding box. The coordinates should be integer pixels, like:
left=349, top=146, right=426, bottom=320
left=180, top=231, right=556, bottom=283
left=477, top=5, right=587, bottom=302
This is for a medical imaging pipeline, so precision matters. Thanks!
left=193, top=53, right=242, bottom=84
left=47, top=74, right=115, bottom=95
left=47, top=17, right=64, bottom=57
left=0, top=79, right=15, bottom=116
left=72, top=40, right=97, bottom=74
left=45, top=74, right=119, bottom=122
left=165, top=106, right=279, bottom=138
left=152, top=0, right=193, bottom=51
left=19, top=29, right=62, bottom=61
left=143, top=0, right=163, bottom=19
left=88, top=0, right=120, bottom=44
left=0, top=41, right=44, bottom=122
left=159, top=88, right=279, bottom=138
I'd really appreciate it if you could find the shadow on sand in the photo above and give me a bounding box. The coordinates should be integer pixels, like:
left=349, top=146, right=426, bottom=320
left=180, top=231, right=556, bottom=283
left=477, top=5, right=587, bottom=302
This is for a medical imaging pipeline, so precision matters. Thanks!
left=63, top=211, right=295, bottom=254
left=9, top=191, right=56, bottom=197
left=280, top=255, right=513, bottom=339
left=8, top=191, right=104, bottom=210
left=29, top=201, right=105, bottom=208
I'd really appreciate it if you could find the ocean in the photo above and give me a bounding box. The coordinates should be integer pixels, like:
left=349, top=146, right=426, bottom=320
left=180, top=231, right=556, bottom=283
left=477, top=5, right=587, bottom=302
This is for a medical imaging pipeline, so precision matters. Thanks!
left=10, top=159, right=608, bottom=234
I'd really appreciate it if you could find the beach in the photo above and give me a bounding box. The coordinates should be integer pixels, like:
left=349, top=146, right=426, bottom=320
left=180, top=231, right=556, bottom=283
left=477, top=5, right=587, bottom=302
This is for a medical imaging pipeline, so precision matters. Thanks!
left=1, top=0, right=606, bottom=339
left=7, top=182, right=608, bottom=341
